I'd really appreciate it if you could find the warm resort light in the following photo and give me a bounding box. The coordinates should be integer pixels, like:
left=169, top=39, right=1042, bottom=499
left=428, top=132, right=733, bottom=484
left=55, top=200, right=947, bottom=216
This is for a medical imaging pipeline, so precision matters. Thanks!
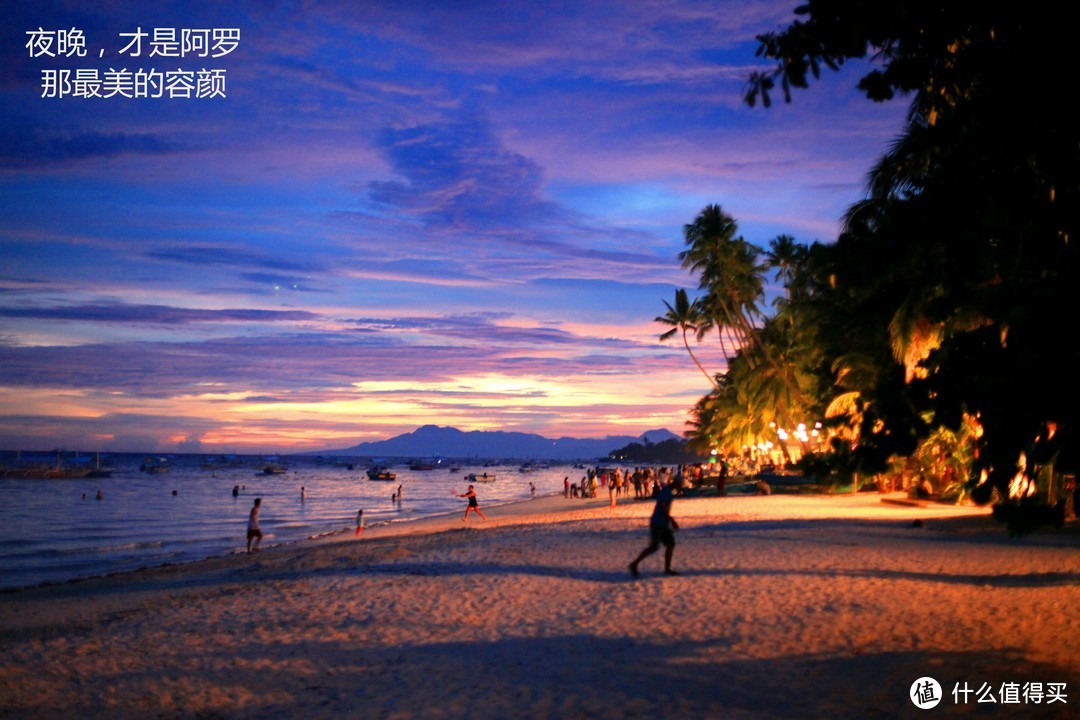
left=793, top=423, right=811, bottom=443
left=1008, top=452, right=1037, bottom=499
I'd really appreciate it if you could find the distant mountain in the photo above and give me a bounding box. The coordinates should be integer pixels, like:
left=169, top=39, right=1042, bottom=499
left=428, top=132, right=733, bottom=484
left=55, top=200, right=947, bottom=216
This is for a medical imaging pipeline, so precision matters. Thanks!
left=328, top=425, right=681, bottom=461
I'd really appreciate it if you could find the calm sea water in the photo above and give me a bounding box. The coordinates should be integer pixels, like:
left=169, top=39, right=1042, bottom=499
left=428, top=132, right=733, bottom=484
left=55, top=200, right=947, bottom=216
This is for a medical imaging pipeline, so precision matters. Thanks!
left=0, top=453, right=583, bottom=591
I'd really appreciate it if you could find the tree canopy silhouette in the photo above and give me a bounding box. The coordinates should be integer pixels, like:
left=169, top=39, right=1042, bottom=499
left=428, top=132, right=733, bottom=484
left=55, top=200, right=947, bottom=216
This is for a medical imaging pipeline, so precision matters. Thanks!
left=746, top=2, right=1078, bottom=499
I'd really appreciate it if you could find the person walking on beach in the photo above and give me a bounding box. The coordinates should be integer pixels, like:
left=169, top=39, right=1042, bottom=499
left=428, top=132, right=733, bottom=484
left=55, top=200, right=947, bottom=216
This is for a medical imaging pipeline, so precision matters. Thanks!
left=355, top=509, right=365, bottom=537
left=247, top=497, right=263, bottom=554
left=457, top=484, right=487, bottom=521
left=629, top=479, right=679, bottom=578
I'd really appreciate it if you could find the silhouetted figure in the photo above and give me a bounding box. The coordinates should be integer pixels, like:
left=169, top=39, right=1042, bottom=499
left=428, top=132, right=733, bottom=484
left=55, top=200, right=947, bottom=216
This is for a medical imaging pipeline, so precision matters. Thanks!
left=247, top=498, right=263, bottom=554
left=629, top=480, right=679, bottom=578
left=457, top=484, right=487, bottom=521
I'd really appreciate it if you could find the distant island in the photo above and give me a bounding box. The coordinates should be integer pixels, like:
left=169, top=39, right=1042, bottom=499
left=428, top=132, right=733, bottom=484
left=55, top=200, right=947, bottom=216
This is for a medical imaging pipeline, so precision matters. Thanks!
left=325, top=424, right=688, bottom=462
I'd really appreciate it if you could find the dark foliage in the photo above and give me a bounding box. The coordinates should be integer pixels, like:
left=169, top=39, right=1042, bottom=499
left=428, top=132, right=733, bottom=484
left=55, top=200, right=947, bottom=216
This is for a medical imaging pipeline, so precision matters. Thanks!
left=747, top=2, right=1080, bottom=500
left=609, top=438, right=703, bottom=465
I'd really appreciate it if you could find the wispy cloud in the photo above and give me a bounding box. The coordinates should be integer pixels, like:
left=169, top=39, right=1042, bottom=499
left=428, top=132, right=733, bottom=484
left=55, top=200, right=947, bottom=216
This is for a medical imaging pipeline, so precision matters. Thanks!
left=0, top=122, right=182, bottom=169
left=0, top=303, right=318, bottom=325
left=0, top=0, right=903, bottom=450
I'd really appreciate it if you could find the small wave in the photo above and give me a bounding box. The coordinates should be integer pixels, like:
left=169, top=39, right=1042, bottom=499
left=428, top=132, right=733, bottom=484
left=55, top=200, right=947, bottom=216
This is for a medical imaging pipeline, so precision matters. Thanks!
left=91, top=540, right=165, bottom=553
left=1, top=459, right=572, bottom=589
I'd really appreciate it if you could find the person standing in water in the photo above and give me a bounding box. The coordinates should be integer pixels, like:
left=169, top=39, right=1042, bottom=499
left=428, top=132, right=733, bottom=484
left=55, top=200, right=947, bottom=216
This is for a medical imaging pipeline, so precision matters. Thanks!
left=456, top=484, right=487, bottom=521
left=247, top=497, right=263, bottom=554
left=629, top=479, right=679, bottom=578
left=355, top=509, right=365, bottom=537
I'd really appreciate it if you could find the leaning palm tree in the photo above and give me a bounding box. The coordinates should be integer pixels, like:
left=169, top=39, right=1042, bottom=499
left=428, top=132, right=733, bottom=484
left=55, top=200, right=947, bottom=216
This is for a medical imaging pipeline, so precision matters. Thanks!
left=680, top=205, right=766, bottom=364
left=656, top=288, right=718, bottom=388
left=682, top=206, right=813, bottom=416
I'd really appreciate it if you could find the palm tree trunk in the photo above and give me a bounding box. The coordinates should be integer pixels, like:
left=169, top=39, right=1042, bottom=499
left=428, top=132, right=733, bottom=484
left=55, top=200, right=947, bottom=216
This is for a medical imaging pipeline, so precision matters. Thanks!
left=683, top=329, right=719, bottom=388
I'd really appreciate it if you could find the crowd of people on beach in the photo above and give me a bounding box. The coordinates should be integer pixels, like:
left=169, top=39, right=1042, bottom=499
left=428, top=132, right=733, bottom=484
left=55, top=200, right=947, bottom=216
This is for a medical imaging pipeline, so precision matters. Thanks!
left=562, top=464, right=711, bottom=505
left=241, top=463, right=723, bottom=553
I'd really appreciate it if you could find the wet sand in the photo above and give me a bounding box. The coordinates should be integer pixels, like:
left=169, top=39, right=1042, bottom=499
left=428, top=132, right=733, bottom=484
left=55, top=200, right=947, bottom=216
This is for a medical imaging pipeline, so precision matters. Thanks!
left=1, top=492, right=1078, bottom=719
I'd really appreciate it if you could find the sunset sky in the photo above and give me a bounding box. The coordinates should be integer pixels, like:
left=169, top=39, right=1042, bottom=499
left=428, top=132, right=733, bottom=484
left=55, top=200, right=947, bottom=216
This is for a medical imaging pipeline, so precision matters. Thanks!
left=0, top=0, right=907, bottom=453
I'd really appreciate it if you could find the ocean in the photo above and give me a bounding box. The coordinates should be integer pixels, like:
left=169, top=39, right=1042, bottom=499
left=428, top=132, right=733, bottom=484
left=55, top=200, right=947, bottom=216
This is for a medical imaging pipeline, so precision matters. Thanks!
left=0, top=453, right=586, bottom=592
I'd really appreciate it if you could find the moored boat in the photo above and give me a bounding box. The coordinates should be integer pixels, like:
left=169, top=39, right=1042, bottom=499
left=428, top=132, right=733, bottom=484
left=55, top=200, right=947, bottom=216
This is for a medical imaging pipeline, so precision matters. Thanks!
left=1, top=465, right=91, bottom=479
left=753, top=470, right=816, bottom=486
left=2, top=451, right=92, bottom=479
left=80, top=452, right=114, bottom=478
left=141, top=457, right=172, bottom=474
left=367, top=466, right=396, bottom=481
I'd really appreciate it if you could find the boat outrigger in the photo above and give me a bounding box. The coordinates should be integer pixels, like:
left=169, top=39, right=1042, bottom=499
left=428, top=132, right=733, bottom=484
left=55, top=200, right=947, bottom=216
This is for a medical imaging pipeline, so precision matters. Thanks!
left=1, top=451, right=92, bottom=479
left=367, top=466, right=396, bottom=481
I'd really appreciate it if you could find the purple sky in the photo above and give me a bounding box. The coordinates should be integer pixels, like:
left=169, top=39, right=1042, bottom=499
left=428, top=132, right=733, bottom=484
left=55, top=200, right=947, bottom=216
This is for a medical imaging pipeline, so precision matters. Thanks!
left=0, top=0, right=907, bottom=453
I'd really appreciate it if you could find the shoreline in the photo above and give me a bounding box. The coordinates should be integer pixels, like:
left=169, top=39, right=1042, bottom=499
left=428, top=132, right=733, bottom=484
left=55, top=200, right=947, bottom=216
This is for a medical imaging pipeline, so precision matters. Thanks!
left=2, top=492, right=1078, bottom=719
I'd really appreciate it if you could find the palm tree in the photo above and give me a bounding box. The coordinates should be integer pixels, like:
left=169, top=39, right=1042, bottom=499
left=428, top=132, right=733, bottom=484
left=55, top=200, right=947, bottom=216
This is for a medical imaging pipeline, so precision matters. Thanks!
left=764, top=234, right=805, bottom=299
left=679, top=204, right=762, bottom=348
left=656, top=288, right=718, bottom=388
left=677, top=205, right=826, bottom=458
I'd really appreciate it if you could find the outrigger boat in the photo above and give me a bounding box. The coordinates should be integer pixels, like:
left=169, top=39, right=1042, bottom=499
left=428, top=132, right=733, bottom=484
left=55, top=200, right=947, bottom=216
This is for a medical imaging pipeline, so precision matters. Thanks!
left=367, top=466, right=397, bottom=481
left=140, top=456, right=172, bottom=474
left=1, top=451, right=91, bottom=479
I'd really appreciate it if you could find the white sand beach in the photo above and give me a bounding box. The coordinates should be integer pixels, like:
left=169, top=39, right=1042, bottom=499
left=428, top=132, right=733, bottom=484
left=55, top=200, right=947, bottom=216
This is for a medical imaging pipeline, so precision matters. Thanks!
left=1, top=491, right=1078, bottom=719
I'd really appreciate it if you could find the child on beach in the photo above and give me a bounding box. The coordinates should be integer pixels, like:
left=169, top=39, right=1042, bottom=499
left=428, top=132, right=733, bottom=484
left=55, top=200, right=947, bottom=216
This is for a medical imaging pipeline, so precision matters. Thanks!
left=355, top=509, right=365, bottom=537
left=457, top=484, right=487, bottom=521
left=247, top=498, right=263, bottom=554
